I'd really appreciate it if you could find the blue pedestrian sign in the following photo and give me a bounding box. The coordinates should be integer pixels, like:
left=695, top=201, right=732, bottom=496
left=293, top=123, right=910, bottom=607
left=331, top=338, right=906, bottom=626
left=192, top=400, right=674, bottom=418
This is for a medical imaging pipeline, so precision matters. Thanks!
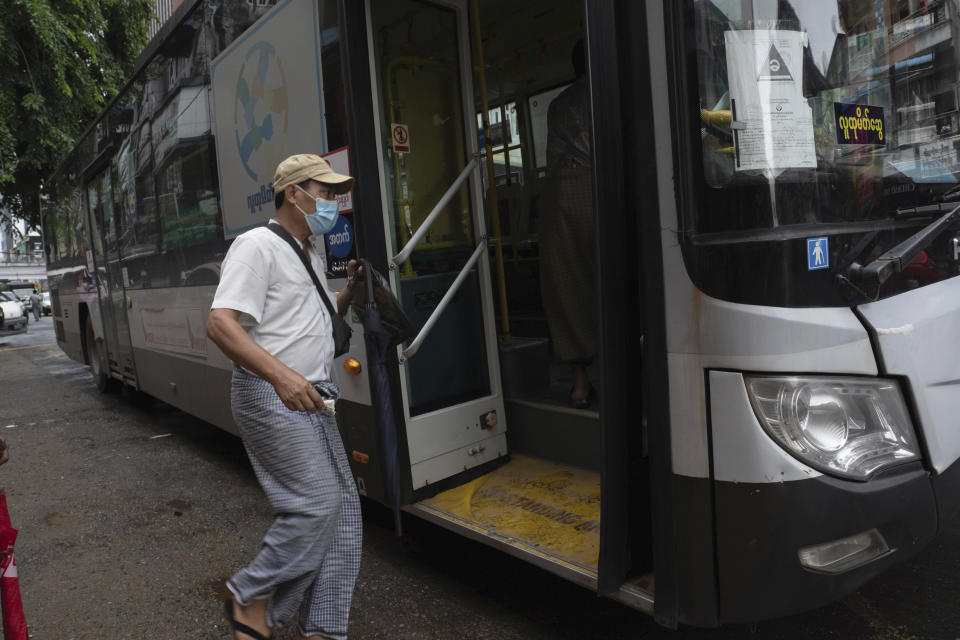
left=807, top=237, right=829, bottom=270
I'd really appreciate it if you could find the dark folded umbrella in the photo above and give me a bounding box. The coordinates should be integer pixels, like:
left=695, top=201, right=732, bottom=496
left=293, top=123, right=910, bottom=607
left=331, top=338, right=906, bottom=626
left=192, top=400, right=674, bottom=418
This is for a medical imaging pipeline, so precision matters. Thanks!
left=358, top=259, right=405, bottom=535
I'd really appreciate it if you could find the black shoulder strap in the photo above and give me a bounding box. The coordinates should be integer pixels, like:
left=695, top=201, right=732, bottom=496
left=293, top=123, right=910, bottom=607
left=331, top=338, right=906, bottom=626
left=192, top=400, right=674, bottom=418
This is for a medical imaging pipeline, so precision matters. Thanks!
left=267, top=223, right=338, bottom=320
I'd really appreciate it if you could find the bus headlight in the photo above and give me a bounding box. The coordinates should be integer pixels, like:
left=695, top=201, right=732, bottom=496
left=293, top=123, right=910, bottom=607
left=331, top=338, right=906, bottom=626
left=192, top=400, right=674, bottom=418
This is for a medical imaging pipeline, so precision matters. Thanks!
left=744, top=376, right=920, bottom=481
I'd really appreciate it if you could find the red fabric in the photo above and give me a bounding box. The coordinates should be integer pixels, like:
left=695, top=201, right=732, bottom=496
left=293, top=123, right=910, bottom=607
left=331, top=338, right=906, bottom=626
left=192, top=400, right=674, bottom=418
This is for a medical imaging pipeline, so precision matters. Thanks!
left=0, top=493, right=27, bottom=640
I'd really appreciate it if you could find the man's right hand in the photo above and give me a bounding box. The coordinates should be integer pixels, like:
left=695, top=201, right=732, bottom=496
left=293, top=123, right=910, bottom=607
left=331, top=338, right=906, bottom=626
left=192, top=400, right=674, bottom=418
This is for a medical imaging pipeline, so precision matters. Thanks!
left=271, top=366, right=325, bottom=413
left=208, top=308, right=325, bottom=413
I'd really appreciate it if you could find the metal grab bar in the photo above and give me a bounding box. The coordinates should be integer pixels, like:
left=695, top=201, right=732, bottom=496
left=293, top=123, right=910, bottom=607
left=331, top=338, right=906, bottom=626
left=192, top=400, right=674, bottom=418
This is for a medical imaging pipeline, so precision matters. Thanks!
left=391, top=157, right=478, bottom=268
left=400, top=238, right=486, bottom=362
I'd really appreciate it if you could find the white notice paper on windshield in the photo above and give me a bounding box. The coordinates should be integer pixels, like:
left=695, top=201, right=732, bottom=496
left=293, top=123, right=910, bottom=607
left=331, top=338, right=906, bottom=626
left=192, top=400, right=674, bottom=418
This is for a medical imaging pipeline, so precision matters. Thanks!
left=724, top=30, right=817, bottom=172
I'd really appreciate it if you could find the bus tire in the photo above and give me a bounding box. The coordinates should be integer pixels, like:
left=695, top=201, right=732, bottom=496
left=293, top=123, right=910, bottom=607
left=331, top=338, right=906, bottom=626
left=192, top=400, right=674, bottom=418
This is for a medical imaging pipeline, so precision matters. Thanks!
left=84, top=316, right=118, bottom=394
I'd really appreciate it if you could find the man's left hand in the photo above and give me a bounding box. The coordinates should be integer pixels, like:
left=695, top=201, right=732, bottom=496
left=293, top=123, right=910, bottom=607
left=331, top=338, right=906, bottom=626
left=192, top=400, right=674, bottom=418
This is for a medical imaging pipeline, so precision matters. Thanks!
left=346, top=260, right=364, bottom=286
left=345, top=259, right=366, bottom=303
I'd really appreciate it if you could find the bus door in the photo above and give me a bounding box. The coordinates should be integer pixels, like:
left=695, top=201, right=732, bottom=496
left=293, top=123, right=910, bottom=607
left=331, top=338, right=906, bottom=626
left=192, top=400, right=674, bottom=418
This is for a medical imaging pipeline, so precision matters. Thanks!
left=85, top=166, right=136, bottom=385
left=367, top=0, right=508, bottom=490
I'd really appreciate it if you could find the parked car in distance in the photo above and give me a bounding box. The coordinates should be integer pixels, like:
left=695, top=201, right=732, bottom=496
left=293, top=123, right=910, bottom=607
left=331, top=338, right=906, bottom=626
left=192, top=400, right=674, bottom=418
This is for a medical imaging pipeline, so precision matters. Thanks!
left=10, top=288, right=34, bottom=313
left=0, top=292, right=27, bottom=336
left=42, top=291, right=51, bottom=315
left=1, top=291, right=28, bottom=318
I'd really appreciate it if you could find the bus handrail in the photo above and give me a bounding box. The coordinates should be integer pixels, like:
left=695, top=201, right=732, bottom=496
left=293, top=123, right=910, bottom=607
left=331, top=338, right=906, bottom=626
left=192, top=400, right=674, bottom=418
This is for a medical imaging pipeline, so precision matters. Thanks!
left=400, top=238, right=486, bottom=362
left=391, top=157, right=478, bottom=268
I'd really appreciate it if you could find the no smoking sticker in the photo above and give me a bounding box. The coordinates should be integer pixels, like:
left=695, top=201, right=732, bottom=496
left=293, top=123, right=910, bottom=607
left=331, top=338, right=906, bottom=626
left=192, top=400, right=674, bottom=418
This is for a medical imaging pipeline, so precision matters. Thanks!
left=391, top=123, right=411, bottom=153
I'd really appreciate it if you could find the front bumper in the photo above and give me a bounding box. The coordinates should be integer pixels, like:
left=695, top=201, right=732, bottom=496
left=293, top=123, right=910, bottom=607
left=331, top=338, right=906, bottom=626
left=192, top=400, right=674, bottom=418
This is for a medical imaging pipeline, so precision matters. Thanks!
left=0, top=317, right=27, bottom=335
left=706, top=370, right=953, bottom=623
left=714, top=463, right=937, bottom=622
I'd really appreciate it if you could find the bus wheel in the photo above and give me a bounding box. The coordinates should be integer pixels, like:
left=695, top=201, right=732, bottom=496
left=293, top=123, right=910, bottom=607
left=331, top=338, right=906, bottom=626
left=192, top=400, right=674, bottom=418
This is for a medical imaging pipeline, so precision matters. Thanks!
left=84, top=317, right=117, bottom=394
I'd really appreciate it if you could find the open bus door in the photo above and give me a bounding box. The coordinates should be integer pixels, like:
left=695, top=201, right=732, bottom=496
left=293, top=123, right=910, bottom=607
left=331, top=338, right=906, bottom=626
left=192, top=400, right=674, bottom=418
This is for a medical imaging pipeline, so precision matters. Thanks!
left=339, top=0, right=658, bottom=618
left=364, top=0, right=510, bottom=494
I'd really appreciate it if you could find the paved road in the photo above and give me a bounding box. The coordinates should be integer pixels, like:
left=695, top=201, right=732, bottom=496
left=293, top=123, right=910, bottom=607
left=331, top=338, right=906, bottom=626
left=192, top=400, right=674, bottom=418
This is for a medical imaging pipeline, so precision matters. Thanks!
left=1, top=320, right=959, bottom=639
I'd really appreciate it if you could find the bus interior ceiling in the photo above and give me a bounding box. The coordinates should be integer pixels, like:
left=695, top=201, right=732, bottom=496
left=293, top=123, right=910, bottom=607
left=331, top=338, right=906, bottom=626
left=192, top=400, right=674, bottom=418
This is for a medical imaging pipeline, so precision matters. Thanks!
left=380, top=0, right=628, bottom=581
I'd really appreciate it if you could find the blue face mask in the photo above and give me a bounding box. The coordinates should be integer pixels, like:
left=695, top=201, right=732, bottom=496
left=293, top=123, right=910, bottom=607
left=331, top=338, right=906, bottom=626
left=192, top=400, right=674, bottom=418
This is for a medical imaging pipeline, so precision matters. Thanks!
left=295, top=185, right=339, bottom=236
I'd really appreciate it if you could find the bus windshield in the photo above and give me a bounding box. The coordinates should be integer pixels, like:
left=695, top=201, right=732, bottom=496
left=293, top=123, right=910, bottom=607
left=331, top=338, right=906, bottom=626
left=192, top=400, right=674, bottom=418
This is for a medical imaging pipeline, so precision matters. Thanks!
left=687, top=0, right=960, bottom=306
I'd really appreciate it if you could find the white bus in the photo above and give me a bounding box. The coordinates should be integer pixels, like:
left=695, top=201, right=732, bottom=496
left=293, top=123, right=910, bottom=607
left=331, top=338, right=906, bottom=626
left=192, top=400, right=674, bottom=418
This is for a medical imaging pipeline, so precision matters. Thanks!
left=42, top=0, right=960, bottom=627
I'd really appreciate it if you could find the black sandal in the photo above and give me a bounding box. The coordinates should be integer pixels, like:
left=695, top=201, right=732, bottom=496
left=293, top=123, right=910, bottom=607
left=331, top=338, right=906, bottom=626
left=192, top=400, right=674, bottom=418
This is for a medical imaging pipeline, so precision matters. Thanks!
left=222, top=599, right=270, bottom=640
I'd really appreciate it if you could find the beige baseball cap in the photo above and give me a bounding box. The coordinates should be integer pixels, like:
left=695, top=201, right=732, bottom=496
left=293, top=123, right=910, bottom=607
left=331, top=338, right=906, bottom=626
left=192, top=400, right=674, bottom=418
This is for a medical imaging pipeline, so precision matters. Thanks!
left=273, top=153, right=354, bottom=195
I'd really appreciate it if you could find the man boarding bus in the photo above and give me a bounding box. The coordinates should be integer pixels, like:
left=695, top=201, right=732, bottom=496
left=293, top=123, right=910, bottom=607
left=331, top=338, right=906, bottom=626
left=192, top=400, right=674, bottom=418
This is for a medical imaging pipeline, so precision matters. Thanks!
left=208, top=155, right=363, bottom=640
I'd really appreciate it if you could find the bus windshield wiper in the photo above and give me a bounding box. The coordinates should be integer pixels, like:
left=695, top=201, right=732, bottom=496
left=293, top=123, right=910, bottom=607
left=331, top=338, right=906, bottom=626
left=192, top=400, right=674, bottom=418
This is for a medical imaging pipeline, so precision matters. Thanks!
left=894, top=202, right=960, bottom=217
left=844, top=203, right=960, bottom=286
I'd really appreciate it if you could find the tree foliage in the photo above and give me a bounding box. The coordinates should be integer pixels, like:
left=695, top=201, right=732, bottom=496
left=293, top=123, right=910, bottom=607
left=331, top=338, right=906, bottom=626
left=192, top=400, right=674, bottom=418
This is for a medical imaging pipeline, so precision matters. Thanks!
left=0, top=0, right=154, bottom=229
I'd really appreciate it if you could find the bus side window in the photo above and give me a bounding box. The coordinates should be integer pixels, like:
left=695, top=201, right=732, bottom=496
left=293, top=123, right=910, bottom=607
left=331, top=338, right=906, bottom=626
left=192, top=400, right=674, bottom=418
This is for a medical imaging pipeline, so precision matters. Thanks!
left=155, top=138, right=225, bottom=288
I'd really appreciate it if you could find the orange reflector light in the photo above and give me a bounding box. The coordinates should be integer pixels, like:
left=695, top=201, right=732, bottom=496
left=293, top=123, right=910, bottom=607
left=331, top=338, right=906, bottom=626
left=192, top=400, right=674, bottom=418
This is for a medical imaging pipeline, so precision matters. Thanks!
left=343, top=358, right=362, bottom=375
left=352, top=451, right=370, bottom=464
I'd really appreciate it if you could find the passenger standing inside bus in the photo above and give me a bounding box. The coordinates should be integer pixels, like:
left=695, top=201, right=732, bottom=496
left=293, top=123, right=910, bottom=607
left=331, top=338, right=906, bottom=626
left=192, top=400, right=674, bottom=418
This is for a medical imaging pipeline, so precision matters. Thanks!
left=207, top=154, right=362, bottom=640
left=541, top=40, right=597, bottom=408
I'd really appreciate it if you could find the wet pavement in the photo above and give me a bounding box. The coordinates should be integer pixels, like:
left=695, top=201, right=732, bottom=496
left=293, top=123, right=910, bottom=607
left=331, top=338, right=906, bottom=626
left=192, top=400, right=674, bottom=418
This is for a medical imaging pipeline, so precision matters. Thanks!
left=1, top=319, right=959, bottom=639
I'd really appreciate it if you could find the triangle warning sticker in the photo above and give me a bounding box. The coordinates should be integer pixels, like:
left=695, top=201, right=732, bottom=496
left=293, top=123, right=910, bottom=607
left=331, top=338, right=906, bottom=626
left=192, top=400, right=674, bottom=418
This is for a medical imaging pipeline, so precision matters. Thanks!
left=757, top=43, right=793, bottom=82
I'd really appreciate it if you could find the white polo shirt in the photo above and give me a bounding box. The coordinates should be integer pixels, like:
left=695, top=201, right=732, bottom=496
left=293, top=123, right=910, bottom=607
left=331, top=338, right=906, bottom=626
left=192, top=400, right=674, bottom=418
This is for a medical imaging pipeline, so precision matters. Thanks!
left=211, top=222, right=336, bottom=382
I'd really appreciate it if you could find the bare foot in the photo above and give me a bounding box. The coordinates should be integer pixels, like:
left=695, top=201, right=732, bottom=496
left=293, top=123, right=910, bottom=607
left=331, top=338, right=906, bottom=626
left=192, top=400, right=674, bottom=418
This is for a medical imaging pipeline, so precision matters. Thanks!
left=570, top=363, right=591, bottom=402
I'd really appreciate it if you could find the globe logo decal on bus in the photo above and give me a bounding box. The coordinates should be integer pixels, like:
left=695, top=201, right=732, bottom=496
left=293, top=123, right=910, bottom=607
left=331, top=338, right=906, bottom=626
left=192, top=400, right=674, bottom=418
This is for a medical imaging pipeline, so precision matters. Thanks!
left=234, top=41, right=289, bottom=182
